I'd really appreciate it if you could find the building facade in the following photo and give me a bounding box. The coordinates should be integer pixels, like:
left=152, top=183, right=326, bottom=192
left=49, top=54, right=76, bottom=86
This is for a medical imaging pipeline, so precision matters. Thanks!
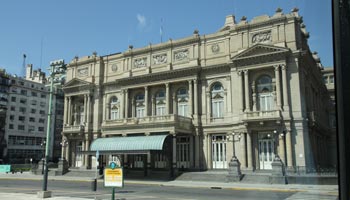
left=0, top=69, right=10, bottom=162
left=62, top=9, right=334, bottom=173
left=3, top=64, right=64, bottom=163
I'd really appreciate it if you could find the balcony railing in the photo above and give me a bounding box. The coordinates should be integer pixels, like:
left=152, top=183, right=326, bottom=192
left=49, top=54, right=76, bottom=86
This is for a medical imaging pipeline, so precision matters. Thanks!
left=103, top=114, right=193, bottom=131
left=242, top=110, right=281, bottom=121
left=63, top=124, right=84, bottom=133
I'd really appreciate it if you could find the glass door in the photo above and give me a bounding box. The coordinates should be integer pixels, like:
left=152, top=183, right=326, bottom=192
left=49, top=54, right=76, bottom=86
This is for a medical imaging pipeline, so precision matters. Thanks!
left=212, top=135, right=227, bottom=169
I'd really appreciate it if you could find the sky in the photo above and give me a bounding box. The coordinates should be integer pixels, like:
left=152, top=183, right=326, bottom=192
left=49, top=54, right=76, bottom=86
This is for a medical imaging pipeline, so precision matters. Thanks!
left=0, top=0, right=333, bottom=76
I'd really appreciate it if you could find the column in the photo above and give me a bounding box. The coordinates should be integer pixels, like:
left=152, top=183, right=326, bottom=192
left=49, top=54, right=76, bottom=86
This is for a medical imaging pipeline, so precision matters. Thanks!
left=285, top=129, right=293, bottom=168
left=188, top=80, right=193, bottom=116
left=274, top=65, right=282, bottom=109
left=64, top=97, right=68, bottom=125
left=65, top=140, right=70, bottom=166
left=172, top=94, right=177, bottom=115
left=244, top=70, right=250, bottom=112
left=247, top=131, right=253, bottom=169
left=84, top=94, right=87, bottom=123
left=102, top=94, right=106, bottom=121
left=85, top=139, right=90, bottom=169
left=193, top=79, right=198, bottom=115
left=171, top=134, right=177, bottom=177
left=238, top=71, right=244, bottom=112
left=121, top=90, right=125, bottom=118
left=241, top=133, right=247, bottom=168
left=82, top=140, right=86, bottom=166
left=152, top=95, right=156, bottom=116
left=189, top=136, right=194, bottom=168
left=131, top=97, right=135, bottom=118
left=87, top=95, right=91, bottom=125
left=194, top=131, right=200, bottom=169
left=145, top=86, right=149, bottom=116
left=166, top=83, right=170, bottom=114
left=281, top=64, right=289, bottom=110
left=68, top=97, right=72, bottom=125
left=279, top=135, right=286, bottom=165
left=125, top=89, right=129, bottom=118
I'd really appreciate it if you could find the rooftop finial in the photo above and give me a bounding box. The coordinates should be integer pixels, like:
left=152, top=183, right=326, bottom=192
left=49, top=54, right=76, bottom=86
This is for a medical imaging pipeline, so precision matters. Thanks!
left=193, top=29, right=199, bottom=35
left=276, top=7, right=282, bottom=13
left=128, top=45, right=133, bottom=50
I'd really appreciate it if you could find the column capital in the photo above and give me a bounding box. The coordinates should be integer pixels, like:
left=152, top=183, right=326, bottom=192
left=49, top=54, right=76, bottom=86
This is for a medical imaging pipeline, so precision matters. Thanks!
left=281, top=64, right=287, bottom=70
left=165, top=83, right=170, bottom=88
left=274, top=65, right=280, bottom=71
left=193, top=79, right=198, bottom=84
left=144, top=86, right=148, bottom=91
left=237, top=70, right=243, bottom=76
left=244, top=69, right=249, bottom=75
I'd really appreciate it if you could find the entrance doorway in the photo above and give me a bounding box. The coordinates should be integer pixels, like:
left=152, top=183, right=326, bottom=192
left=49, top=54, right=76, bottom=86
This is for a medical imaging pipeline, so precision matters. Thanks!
left=211, top=134, right=227, bottom=169
left=258, top=138, right=275, bottom=170
left=75, top=141, right=83, bottom=167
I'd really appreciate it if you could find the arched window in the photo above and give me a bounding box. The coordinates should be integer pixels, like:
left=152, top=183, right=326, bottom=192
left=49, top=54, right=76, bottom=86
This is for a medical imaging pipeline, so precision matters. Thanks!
left=156, top=90, right=166, bottom=116
left=135, top=93, right=145, bottom=118
left=256, top=75, right=274, bottom=111
left=110, top=97, right=119, bottom=120
left=177, top=88, right=188, bottom=117
left=211, top=82, right=224, bottom=118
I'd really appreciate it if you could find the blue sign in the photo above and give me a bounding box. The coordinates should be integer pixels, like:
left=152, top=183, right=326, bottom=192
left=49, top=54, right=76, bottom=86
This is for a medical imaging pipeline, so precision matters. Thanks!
left=110, top=162, right=117, bottom=169
left=0, top=165, right=11, bottom=173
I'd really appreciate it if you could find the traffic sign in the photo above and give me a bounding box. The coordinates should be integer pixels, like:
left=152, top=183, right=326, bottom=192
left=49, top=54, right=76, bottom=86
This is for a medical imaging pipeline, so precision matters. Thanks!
left=104, top=167, right=124, bottom=188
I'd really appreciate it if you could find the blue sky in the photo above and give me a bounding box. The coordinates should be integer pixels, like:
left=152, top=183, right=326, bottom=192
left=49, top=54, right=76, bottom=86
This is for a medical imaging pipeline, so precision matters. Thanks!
left=0, top=0, right=333, bottom=76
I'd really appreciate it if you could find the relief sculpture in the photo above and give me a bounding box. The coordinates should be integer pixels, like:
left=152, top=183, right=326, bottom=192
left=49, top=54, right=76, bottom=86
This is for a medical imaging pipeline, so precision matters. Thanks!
left=252, top=31, right=271, bottom=44
left=153, top=54, right=167, bottom=65
left=134, top=57, right=147, bottom=68
left=174, top=49, right=189, bottom=61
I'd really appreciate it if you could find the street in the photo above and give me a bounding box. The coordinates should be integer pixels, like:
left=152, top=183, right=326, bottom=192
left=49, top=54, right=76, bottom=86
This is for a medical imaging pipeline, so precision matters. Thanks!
left=0, top=179, right=296, bottom=200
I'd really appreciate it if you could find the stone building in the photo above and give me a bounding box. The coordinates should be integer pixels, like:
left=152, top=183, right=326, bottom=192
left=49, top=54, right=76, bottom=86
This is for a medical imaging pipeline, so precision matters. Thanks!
left=62, top=8, right=333, bottom=174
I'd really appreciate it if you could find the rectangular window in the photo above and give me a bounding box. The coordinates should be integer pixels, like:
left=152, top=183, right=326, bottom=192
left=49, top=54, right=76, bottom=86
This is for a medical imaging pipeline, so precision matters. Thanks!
left=31, top=109, right=36, bottom=114
left=10, top=106, right=15, bottom=111
left=29, top=117, right=35, bottom=122
left=41, top=94, right=46, bottom=98
left=32, top=92, right=37, bottom=97
left=31, top=100, right=37, bottom=105
left=18, top=125, right=25, bottom=130
left=136, top=107, right=145, bottom=118
left=19, top=107, right=26, bottom=113
left=11, top=97, right=16, bottom=102
left=38, top=127, right=44, bottom=132
left=20, top=98, right=26, bottom=104
left=18, top=116, right=25, bottom=122
left=212, top=100, right=224, bottom=118
left=39, top=118, right=45, bottom=123
left=178, top=103, right=188, bottom=117
left=9, top=115, right=14, bottom=120
left=329, top=75, right=334, bottom=84
left=9, top=124, right=14, bottom=129
left=20, top=90, right=27, bottom=95
left=28, top=126, right=35, bottom=132
left=40, top=102, right=46, bottom=107
left=39, top=110, right=45, bottom=115
left=156, top=105, right=166, bottom=116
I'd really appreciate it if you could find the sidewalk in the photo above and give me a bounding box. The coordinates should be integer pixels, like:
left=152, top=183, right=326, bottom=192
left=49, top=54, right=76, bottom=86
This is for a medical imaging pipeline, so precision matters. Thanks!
left=0, top=172, right=339, bottom=198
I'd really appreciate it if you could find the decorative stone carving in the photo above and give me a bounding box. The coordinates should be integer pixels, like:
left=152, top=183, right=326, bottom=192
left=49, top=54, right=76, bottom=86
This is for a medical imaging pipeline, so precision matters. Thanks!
left=252, top=31, right=271, bottom=44
left=153, top=54, right=167, bottom=65
left=134, top=57, right=147, bottom=68
left=111, top=64, right=118, bottom=72
left=78, top=67, right=88, bottom=76
left=211, top=43, right=220, bottom=53
left=174, top=49, right=189, bottom=61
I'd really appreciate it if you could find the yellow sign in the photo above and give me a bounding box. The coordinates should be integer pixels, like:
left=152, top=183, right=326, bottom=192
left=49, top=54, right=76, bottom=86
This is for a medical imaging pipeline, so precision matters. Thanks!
left=104, top=168, right=124, bottom=188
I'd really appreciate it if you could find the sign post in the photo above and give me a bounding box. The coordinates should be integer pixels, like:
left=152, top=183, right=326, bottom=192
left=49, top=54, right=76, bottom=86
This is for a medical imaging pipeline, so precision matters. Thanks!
left=104, top=161, right=123, bottom=200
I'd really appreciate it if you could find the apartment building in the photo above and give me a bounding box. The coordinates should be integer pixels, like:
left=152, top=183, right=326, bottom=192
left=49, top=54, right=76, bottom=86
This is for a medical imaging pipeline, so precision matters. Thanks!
left=62, top=9, right=334, bottom=174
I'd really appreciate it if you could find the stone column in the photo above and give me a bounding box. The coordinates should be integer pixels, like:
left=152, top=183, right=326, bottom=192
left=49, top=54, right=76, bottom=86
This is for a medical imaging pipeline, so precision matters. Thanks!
left=102, top=94, right=106, bottom=121
left=125, top=89, right=129, bottom=118
left=68, top=97, right=72, bottom=125
left=247, top=131, right=253, bottom=169
left=171, top=134, right=177, bottom=177
left=172, top=94, right=177, bottom=115
left=281, top=64, right=289, bottom=110
left=152, top=95, right=156, bottom=116
left=64, top=97, right=68, bottom=125
left=66, top=140, right=70, bottom=166
left=85, top=139, right=90, bottom=169
left=244, top=70, right=250, bottom=112
left=241, top=133, right=247, bottom=168
left=166, top=83, right=170, bottom=114
left=188, top=80, right=193, bottom=116
left=121, top=90, right=125, bottom=118
left=84, top=94, right=87, bottom=123
left=145, top=86, right=149, bottom=116
left=87, top=95, right=91, bottom=125
left=193, top=79, right=198, bottom=115
left=285, top=129, right=293, bottom=168
left=194, top=132, right=200, bottom=169
left=82, top=140, right=86, bottom=166
left=279, top=134, right=286, bottom=165
left=131, top=97, right=135, bottom=118
left=274, top=65, right=282, bottom=109
left=237, top=71, right=244, bottom=112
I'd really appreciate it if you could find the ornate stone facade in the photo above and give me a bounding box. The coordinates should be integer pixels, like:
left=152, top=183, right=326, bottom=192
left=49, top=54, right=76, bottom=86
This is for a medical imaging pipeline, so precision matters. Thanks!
left=62, top=9, right=334, bottom=175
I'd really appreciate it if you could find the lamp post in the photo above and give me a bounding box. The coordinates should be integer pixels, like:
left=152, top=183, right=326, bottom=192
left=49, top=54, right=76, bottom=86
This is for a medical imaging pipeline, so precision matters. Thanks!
left=39, top=59, right=66, bottom=198
left=227, top=131, right=243, bottom=182
left=270, top=130, right=285, bottom=177
left=40, top=140, right=46, bottom=175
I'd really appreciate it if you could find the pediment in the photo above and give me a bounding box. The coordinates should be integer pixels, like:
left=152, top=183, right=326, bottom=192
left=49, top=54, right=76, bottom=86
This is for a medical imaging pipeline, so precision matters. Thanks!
left=63, top=78, right=92, bottom=88
left=232, top=44, right=289, bottom=61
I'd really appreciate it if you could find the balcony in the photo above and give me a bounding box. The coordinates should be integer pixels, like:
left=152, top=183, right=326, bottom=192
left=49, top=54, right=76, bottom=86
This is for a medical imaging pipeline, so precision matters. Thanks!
left=242, top=110, right=281, bottom=122
left=63, top=124, right=84, bottom=134
left=102, top=114, right=193, bottom=134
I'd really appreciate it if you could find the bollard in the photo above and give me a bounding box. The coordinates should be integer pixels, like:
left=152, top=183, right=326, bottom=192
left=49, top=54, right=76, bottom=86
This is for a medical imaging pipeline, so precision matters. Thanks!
left=91, top=178, right=97, bottom=191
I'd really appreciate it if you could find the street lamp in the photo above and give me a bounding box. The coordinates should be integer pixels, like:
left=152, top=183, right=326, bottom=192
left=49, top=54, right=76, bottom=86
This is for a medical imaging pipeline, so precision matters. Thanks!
left=39, top=59, right=66, bottom=198
left=227, top=131, right=243, bottom=182
left=40, top=140, right=46, bottom=175
left=231, top=132, right=242, bottom=159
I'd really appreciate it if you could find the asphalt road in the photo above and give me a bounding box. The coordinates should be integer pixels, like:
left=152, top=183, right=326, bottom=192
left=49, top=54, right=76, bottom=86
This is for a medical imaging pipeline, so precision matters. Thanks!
left=0, top=179, right=297, bottom=200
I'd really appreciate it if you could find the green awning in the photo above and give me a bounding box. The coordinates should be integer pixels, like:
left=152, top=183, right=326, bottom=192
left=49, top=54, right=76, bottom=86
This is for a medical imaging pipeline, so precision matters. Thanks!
left=90, top=135, right=169, bottom=152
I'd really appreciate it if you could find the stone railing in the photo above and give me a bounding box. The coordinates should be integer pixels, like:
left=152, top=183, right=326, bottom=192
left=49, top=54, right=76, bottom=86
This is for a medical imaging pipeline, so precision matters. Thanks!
left=63, top=124, right=84, bottom=133
left=243, top=110, right=281, bottom=121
